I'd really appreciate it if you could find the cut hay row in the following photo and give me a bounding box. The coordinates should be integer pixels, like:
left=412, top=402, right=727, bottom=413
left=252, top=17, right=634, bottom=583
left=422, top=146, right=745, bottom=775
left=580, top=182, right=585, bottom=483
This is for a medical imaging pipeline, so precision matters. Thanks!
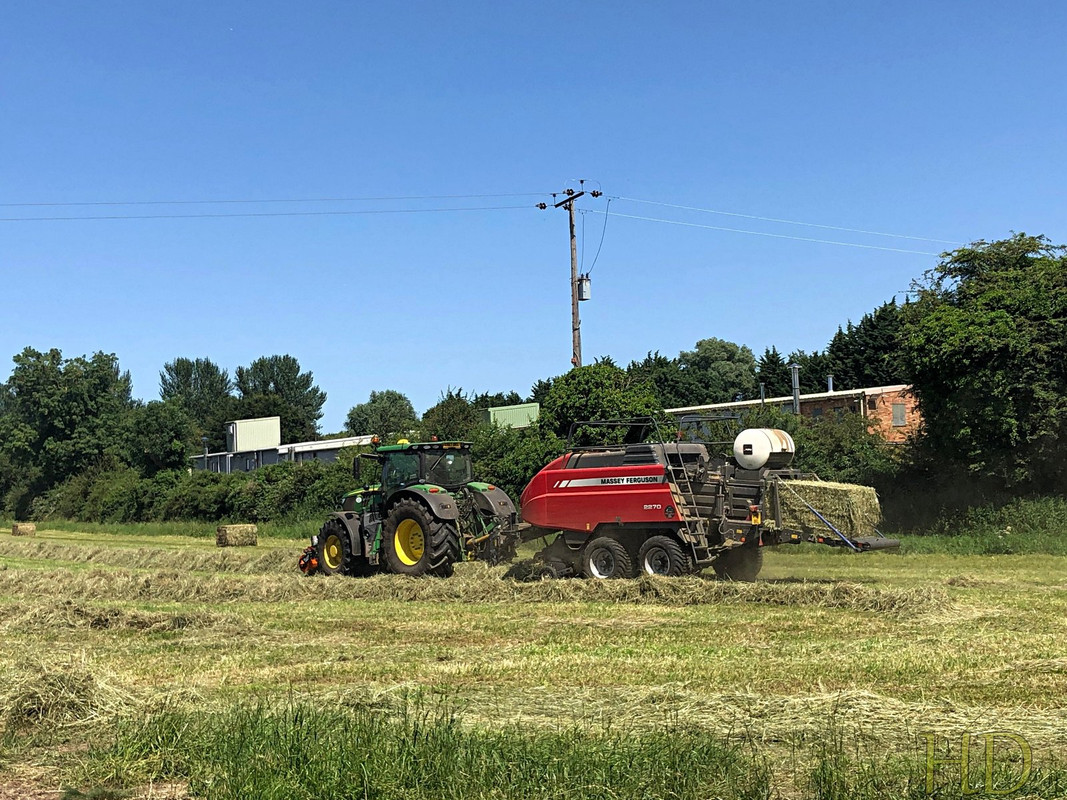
left=0, top=538, right=292, bottom=574
left=0, top=653, right=136, bottom=736
left=777, top=479, right=881, bottom=538
left=216, top=524, right=257, bottom=547
left=458, top=684, right=1067, bottom=753
left=0, top=600, right=241, bottom=634
left=0, top=563, right=946, bottom=616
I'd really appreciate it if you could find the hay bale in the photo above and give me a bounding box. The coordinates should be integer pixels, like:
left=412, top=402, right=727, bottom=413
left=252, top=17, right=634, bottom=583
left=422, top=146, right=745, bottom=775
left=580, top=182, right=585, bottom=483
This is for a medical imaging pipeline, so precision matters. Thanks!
left=216, top=524, right=257, bottom=547
left=11, top=523, right=36, bottom=537
left=777, top=479, right=880, bottom=538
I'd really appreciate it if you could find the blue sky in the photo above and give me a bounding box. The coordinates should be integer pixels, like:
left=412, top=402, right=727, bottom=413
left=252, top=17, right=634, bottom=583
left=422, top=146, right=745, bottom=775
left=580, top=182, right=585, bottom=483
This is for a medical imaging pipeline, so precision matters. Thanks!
left=3, top=1, right=1065, bottom=432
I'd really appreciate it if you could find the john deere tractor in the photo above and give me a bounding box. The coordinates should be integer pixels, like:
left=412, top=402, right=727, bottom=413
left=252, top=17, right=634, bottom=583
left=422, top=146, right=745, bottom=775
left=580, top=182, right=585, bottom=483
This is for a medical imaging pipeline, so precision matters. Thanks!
left=299, top=440, right=520, bottom=578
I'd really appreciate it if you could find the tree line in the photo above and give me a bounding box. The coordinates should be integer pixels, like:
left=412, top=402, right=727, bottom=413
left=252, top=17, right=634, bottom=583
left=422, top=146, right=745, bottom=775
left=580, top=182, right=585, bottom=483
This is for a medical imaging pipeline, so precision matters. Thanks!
left=1, top=234, right=1063, bottom=526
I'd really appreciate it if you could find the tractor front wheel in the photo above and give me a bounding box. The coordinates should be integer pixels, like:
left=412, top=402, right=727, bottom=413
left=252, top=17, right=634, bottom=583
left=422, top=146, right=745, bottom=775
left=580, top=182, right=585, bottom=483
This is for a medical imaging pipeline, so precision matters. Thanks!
left=316, top=518, right=355, bottom=576
left=637, top=535, right=692, bottom=577
left=713, top=545, right=764, bottom=582
left=582, top=536, right=634, bottom=579
left=382, top=499, right=461, bottom=578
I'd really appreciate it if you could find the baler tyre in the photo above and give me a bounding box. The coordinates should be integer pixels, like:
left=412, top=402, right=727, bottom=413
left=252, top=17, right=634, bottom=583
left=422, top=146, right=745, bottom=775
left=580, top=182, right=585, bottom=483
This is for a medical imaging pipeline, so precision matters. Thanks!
left=316, top=518, right=355, bottom=576
left=713, top=546, right=764, bottom=582
left=582, top=536, right=634, bottom=579
left=382, top=498, right=461, bottom=578
left=637, top=535, right=692, bottom=577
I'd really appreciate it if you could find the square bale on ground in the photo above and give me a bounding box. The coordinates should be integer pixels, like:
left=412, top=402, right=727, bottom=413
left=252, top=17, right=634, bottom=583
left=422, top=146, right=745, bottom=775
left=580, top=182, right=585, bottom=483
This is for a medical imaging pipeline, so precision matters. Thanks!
left=216, top=524, right=258, bottom=547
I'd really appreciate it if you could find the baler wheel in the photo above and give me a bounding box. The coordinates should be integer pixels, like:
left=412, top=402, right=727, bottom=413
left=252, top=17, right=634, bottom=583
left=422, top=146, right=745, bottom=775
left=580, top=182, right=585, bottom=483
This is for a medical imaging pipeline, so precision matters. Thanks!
left=582, top=536, right=634, bottom=579
left=637, top=535, right=692, bottom=577
left=713, top=545, right=764, bottom=582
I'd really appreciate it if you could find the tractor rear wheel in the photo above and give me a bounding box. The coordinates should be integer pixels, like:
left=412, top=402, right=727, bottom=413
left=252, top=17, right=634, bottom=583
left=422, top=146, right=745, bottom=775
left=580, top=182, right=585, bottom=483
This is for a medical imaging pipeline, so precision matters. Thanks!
left=713, top=546, right=764, bottom=582
left=316, top=518, right=355, bottom=576
left=582, top=536, right=634, bottom=579
left=382, top=499, right=461, bottom=578
left=637, top=535, right=692, bottom=577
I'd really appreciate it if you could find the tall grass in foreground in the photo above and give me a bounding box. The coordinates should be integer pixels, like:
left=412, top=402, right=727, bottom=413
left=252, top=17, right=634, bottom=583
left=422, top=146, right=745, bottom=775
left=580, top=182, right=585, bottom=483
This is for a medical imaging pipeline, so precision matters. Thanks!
left=78, top=702, right=772, bottom=800
left=807, top=729, right=1067, bottom=800
left=69, top=702, right=1067, bottom=800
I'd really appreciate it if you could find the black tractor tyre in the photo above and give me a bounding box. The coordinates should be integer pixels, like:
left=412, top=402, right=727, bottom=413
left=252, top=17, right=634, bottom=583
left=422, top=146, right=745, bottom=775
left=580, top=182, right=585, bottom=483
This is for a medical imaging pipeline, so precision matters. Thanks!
left=316, top=518, right=357, bottom=576
left=582, top=536, right=634, bottom=579
left=637, top=535, right=693, bottom=577
left=713, top=545, right=764, bottom=582
left=382, top=498, right=461, bottom=578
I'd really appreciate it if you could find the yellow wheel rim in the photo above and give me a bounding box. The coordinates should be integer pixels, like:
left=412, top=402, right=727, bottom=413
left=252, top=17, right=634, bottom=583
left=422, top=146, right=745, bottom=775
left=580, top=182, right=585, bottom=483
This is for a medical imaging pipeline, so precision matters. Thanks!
left=394, top=519, right=425, bottom=566
left=323, top=534, right=343, bottom=570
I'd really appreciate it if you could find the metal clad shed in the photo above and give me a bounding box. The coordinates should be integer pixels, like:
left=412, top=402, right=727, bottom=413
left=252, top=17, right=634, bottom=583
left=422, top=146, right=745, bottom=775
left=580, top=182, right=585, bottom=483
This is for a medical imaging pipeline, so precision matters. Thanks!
left=226, top=417, right=282, bottom=452
left=482, top=402, right=539, bottom=429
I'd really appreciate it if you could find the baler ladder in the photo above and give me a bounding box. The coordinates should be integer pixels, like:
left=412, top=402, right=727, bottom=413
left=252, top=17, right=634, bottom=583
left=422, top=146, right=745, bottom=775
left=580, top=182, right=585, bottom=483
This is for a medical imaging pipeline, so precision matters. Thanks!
left=662, top=450, right=710, bottom=551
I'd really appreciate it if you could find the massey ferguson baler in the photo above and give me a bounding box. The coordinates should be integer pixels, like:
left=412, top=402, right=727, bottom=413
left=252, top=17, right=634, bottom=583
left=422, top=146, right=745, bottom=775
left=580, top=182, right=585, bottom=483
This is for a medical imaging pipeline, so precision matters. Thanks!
left=519, top=417, right=897, bottom=581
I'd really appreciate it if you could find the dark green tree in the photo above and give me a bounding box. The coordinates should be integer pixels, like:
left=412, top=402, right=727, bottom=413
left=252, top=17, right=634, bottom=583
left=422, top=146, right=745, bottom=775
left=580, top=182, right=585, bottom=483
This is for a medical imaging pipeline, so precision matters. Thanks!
left=420, top=388, right=482, bottom=441
left=825, top=301, right=905, bottom=389
left=0, top=348, right=134, bottom=517
left=755, top=347, right=792, bottom=398
left=345, top=390, right=418, bottom=437
left=626, top=351, right=703, bottom=409
left=471, top=390, right=523, bottom=410
left=527, top=378, right=554, bottom=405
left=677, top=337, right=758, bottom=404
left=125, top=399, right=196, bottom=476
left=538, top=363, right=661, bottom=439
left=160, top=356, right=235, bottom=450
left=469, top=423, right=565, bottom=501
left=899, top=234, right=1067, bottom=490
left=234, top=355, right=326, bottom=443
left=787, top=349, right=834, bottom=394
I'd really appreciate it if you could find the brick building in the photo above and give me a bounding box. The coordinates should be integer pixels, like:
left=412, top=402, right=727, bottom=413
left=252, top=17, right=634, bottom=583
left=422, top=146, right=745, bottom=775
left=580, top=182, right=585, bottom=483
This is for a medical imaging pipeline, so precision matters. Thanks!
left=666, top=384, right=920, bottom=443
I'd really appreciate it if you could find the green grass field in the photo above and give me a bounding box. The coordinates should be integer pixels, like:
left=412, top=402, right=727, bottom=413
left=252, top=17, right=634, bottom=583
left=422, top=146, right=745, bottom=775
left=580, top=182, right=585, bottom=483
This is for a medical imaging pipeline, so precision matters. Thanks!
left=1, top=524, right=1065, bottom=799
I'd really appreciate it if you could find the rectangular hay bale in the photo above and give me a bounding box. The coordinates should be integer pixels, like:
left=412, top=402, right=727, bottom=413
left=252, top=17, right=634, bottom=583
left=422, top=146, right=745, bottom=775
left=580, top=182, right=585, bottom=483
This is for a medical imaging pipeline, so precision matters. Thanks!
left=776, top=479, right=880, bottom=538
left=11, top=523, right=36, bottom=537
left=216, top=524, right=258, bottom=547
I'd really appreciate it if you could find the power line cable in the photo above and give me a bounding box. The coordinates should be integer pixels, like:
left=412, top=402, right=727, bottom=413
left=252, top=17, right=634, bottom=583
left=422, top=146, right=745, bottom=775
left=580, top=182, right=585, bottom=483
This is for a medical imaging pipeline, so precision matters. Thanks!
left=591, top=210, right=940, bottom=255
left=0, top=192, right=551, bottom=208
left=0, top=204, right=534, bottom=222
left=587, top=197, right=611, bottom=273
left=611, top=195, right=961, bottom=245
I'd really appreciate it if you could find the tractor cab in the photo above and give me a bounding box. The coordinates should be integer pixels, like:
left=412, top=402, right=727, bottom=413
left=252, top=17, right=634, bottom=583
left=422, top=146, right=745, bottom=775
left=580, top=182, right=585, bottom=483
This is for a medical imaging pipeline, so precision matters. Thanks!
left=357, top=441, right=474, bottom=498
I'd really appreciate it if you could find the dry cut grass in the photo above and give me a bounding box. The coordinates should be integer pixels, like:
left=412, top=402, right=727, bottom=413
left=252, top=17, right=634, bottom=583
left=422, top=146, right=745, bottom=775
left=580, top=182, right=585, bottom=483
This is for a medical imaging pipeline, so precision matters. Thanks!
left=1, top=527, right=1066, bottom=798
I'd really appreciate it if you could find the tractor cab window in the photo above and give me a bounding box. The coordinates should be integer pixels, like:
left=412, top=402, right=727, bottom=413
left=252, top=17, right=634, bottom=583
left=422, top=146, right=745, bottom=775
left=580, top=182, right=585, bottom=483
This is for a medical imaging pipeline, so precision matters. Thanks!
left=424, top=450, right=472, bottom=487
left=382, top=452, right=420, bottom=491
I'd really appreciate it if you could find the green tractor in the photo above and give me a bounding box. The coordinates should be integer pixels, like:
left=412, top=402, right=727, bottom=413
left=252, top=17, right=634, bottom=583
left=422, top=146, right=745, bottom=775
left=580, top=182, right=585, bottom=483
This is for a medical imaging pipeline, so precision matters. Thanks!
left=299, top=440, right=520, bottom=578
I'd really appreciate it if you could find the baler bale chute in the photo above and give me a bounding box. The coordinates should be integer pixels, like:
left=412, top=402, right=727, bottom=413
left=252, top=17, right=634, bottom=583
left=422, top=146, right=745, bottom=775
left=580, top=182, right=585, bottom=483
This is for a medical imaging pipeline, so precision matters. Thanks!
left=517, top=415, right=899, bottom=581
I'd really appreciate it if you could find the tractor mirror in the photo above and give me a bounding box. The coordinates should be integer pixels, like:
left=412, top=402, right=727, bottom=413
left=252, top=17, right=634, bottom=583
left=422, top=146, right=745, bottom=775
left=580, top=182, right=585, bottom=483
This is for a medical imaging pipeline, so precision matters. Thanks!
left=356, top=451, right=383, bottom=478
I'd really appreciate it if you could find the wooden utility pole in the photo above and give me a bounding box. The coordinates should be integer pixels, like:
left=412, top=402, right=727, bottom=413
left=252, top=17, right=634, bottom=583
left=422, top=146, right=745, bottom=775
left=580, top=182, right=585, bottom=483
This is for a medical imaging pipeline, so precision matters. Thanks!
left=540, top=182, right=602, bottom=369
left=567, top=195, right=582, bottom=367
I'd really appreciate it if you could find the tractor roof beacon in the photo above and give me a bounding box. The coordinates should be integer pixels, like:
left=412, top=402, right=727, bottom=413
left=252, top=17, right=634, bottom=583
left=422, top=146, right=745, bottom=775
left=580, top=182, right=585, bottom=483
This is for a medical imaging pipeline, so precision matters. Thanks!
left=299, top=440, right=521, bottom=579
left=518, top=416, right=899, bottom=581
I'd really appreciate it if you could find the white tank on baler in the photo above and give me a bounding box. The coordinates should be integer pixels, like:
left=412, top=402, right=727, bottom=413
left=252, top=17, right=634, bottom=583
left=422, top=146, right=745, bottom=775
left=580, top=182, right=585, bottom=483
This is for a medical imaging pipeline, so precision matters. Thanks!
left=732, top=428, right=796, bottom=470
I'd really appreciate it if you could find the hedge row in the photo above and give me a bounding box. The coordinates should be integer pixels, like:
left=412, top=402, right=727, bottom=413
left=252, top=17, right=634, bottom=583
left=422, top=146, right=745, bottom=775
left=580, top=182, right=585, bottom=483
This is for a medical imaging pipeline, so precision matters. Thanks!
left=29, top=454, right=359, bottom=524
